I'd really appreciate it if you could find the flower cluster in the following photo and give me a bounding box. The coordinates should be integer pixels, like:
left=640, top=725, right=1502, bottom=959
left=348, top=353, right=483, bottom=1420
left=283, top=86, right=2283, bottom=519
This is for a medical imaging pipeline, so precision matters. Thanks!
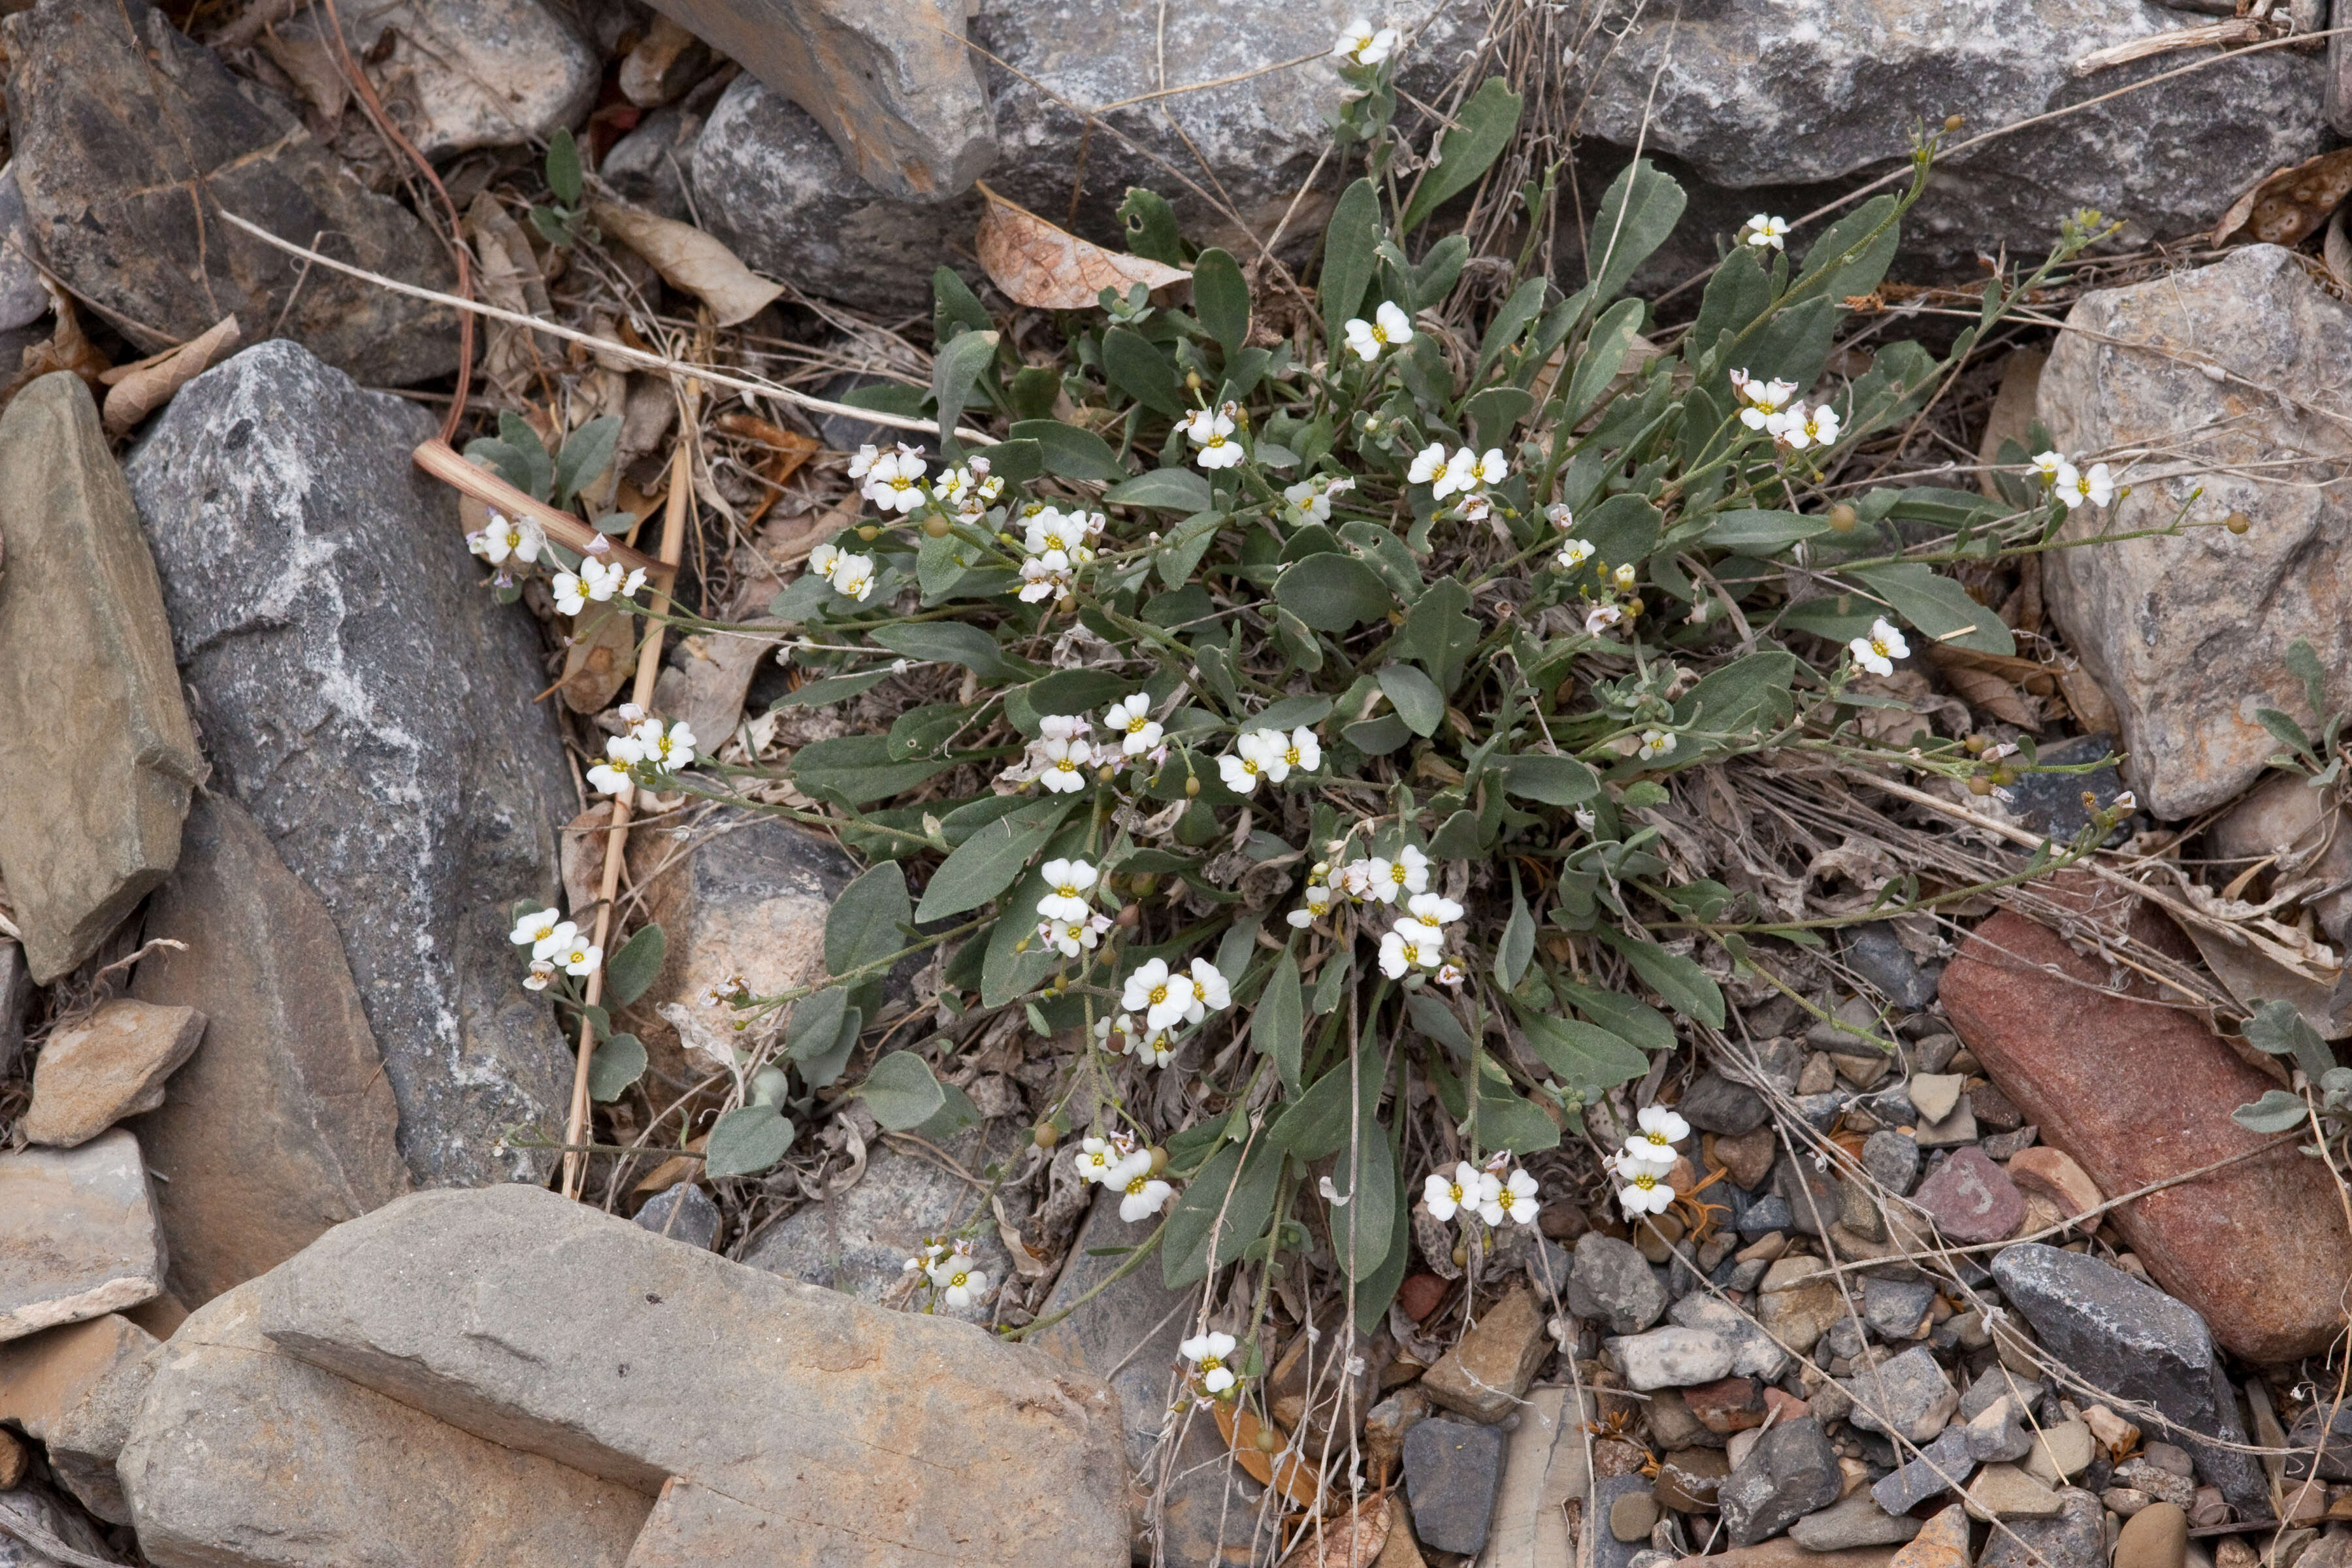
left=1548, top=507, right=1648, bottom=640
left=587, top=703, right=697, bottom=798
left=807, top=541, right=877, bottom=603
left=1035, top=857, right=1113, bottom=958
left=1015, top=503, right=1107, bottom=603
left=1609, top=1103, right=1690, bottom=1217
left=2031, top=449, right=2115, bottom=510
left=509, top=904, right=600, bottom=990
left=1729, top=368, right=1840, bottom=451
left=1286, top=848, right=1465, bottom=983
left=1179, top=402, right=1246, bottom=470
left=1218, top=725, right=1322, bottom=794
left=554, top=555, right=647, bottom=617
left=852, top=441, right=930, bottom=514
left=1122, top=956, right=1234, bottom=1032
left=1076, top=1131, right=1174, bottom=1221
left=902, top=1237, right=991, bottom=1309
left=1000, top=708, right=1166, bottom=793
left=1848, top=615, right=1911, bottom=678
left=1422, top=1153, right=1541, bottom=1226
left=1409, top=440, right=1511, bottom=521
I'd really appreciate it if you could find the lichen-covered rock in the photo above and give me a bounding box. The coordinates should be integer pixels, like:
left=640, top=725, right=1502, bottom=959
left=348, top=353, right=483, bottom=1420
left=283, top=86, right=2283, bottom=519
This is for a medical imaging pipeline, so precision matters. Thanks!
left=125, top=342, right=576, bottom=1188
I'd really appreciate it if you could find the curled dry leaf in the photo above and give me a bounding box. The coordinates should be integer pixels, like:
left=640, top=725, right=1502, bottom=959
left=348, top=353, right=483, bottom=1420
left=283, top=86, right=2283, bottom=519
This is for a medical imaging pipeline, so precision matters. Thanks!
left=975, top=183, right=1191, bottom=310
left=1212, top=1399, right=1328, bottom=1512
left=2213, top=146, right=2352, bottom=248
left=591, top=201, right=785, bottom=327
left=1279, top=1492, right=1390, bottom=1567
left=99, top=313, right=240, bottom=437
left=1924, top=642, right=2044, bottom=731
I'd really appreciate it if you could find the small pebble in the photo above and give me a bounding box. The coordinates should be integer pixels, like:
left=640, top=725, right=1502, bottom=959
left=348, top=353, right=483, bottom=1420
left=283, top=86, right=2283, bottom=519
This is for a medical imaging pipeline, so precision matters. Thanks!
left=1610, top=1488, right=1661, bottom=1542
left=2114, top=1499, right=2188, bottom=1568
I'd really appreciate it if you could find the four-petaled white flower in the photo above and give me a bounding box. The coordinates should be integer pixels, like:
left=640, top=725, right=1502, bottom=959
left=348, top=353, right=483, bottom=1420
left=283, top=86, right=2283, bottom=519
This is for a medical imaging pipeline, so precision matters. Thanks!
left=1105, top=693, right=1163, bottom=755
left=1624, top=1103, right=1691, bottom=1162
left=1333, top=18, right=1399, bottom=64
left=1186, top=958, right=1232, bottom=1017
left=1286, top=880, right=1333, bottom=930
left=470, top=511, right=546, bottom=566
left=1037, top=735, right=1092, bottom=793
left=555, top=934, right=603, bottom=976
left=1585, top=602, right=1624, bottom=636
left=1179, top=405, right=1243, bottom=469
left=1733, top=373, right=1798, bottom=431
left=1490, top=1164, right=1540, bottom=1226
left=1612, top=1149, right=1676, bottom=1216
left=827, top=551, right=877, bottom=602
left=1769, top=400, right=1840, bottom=451
left=1120, top=1171, right=1175, bottom=1221
left=2069, top=461, right=2115, bottom=510
left=1277, top=726, right=1321, bottom=777
left=1366, top=844, right=1429, bottom=904
left=2030, top=450, right=2076, bottom=493
left=928, top=1249, right=990, bottom=1309
left=1408, top=441, right=1450, bottom=487
left=1557, top=536, right=1596, bottom=571
left=1181, top=1330, right=1239, bottom=1395
left=1407, top=891, right=1464, bottom=928
left=860, top=444, right=929, bottom=513
left=1077, top=1134, right=1151, bottom=1188
left=1435, top=960, right=1465, bottom=986
left=524, top=958, right=555, bottom=991
left=1849, top=616, right=1910, bottom=678
left=1637, top=728, right=1676, bottom=760
left=1422, top=1161, right=1495, bottom=1222
left=1343, top=300, right=1415, bottom=361
left=1036, top=857, right=1099, bottom=924
left=1218, top=730, right=1277, bottom=794
left=1378, top=923, right=1439, bottom=977
left=1037, top=913, right=1109, bottom=957
left=1124, top=958, right=1191, bottom=1032
left=634, top=719, right=696, bottom=772
left=510, top=907, right=571, bottom=958
left=1019, top=551, right=1073, bottom=604
left=1740, top=214, right=1789, bottom=252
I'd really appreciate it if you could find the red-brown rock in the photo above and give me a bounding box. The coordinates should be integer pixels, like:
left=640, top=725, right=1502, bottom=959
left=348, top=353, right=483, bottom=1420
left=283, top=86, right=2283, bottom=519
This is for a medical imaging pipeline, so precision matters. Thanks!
left=1911, top=1147, right=2025, bottom=1244
left=1940, top=909, right=2352, bottom=1360
left=1684, top=1375, right=1767, bottom=1433
left=1399, top=1273, right=1449, bottom=1324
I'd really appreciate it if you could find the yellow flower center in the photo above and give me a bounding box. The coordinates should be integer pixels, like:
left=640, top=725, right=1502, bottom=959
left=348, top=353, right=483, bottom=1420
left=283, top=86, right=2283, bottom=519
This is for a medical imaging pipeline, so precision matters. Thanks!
left=1045, top=532, right=1065, bottom=551
left=1149, top=984, right=1169, bottom=1005
left=1446, top=1182, right=1463, bottom=1203
left=1389, top=865, right=1407, bottom=884
left=1057, top=882, right=1078, bottom=898
left=1128, top=717, right=1147, bottom=733
left=1200, top=1356, right=1222, bottom=1375
left=1205, top=434, right=1227, bottom=449
left=1284, top=745, right=1301, bottom=766
left=949, top=1271, right=968, bottom=1288
left=1126, top=1175, right=1148, bottom=1196
left=1241, top=759, right=1259, bottom=776
left=1371, top=325, right=1388, bottom=344
left=1632, top=1173, right=1658, bottom=1191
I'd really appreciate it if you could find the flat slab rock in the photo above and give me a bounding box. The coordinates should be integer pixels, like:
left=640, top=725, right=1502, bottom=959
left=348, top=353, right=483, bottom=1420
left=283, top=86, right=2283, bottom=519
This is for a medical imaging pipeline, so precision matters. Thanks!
left=19, top=998, right=203, bottom=1149
left=0, top=1132, right=163, bottom=1342
left=254, top=1185, right=1130, bottom=1566
left=1940, top=907, right=2352, bottom=1360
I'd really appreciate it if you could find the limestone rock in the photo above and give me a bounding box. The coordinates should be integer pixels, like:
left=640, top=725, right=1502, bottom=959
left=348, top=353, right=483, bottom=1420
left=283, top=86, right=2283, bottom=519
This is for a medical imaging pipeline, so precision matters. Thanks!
left=1967, top=1462, right=2067, bottom=1520
left=1423, top=1288, right=1550, bottom=1423
left=1754, top=1254, right=1844, bottom=1356
left=1485, top=1386, right=1593, bottom=1564
left=1789, top=1489, right=1922, bottom=1550
left=0, top=372, right=200, bottom=982
left=128, top=794, right=412, bottom=1307
left=0, top=1134, right=163, bottom=1343
left=1841, top=1345, right=1957, bottom=1445
left=119, top=1279, right=651, bottom=1568
left=1982, top=1487, right=2107, bottom=1568
left=2006, top=1146, right=2104, bottom=1232
left=2211, top=773, right=2352, bottom=946
left=0, top=1313, right=160, bottom=1524
left=0, top=165, right=47, bottom=335
left=255, top=1185, right=1131, bottom=1566
left=1669, top=1293, right=1791, bottom=1381
left=126, top=342, right=576, bottom=1187
left=20, top=1000, right=203, bottom=1149
left=1607, top=1327, right=1735, bottom=1392
left=2038, top=245, right=2352, bottom=817
left=3, top=0, right=458, bottom=386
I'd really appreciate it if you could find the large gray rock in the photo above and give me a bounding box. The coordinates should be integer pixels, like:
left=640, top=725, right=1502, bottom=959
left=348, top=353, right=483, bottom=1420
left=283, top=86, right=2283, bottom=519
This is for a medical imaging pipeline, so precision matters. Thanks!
left=1991, top=1243, right=2263, bottom=1512
left=1569, top=0, right=2325, bottom=277
left=3, top=0, right=459, bottom=386
left=0, top=1133, right=163, bottom=1342
left=0, top=372, right=201, bottom=983
left=125, top=342, right=576, bottom=1187
left=0, top=167, right=46, bottom=335
left=255, top=1186, right=1131, bottom=1568
left=2038, top=244, right=2352, bottom=817
left=129, top=793, right=412, bottom=1307
left=1570, top=1232, right=1669, bottom=1334
left=1720, top=1416, right=1841, bottom=1545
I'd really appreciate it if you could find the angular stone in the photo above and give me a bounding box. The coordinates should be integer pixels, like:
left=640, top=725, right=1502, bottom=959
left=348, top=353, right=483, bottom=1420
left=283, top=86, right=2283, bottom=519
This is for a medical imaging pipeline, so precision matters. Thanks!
left=1721, top=1416, right=1841, bottom=1545
left=1912, top=1102, right=1979, bottom=1150
left=1970, top=1081, right=2025, bottom=1133
left=1671, top=1547, right=1897, bottom=1568
left=1946, top=910, right=2352, bottom=1360
left=0, top=1313, right=159, bottom=1524
left=1485, top=1386, right=1591, bottom=1565
left=2006, top=1147, right=2104, bottom=1231
left=0, top=1476, right=118, bottom=1564
left=1912, top=1147, right=2025, bottom=1245
left=1965, top=1396, right=2034, bottom=1463
left=1607, top=1328, right=1735, bottom=1392
left=1775, top=1155, right=1842, bottom=1235
left=127, top=794, right=411, bottom=1307
left=1685, top=1376, right=1767, bottom=1435
left=1861, top=1275, right=1936, bottom=1340
left=1790, top=1488, right=1923, bottom=1550
left=2112, top=1458, right=2195, bottom=1510
left=1571, top=1233, right=1670, bottom=1335
left=1983, top=1487, right=2105, bottom=1568
left=1873, top=1427, right=1976, bottom=1514
left=120, top=1279, right=651, bottom=1568
left=0, top=372, right=199, bottom=982
left=1967, top=1462, right=2066, bottom=1520
left=1646, top=1388, right=1721, bottom=1452
left=1991, top=1243, right=2262, bottom=1511
left=2025, top=1420, right=2096, bottom=1487
left=1403, top=1417, right=1507, bottom=1556
left=1907, top=1074, right=1963, bottom=1126
left=1652, top=1446, right=1727, bottom=1514
left=1844, top=923, right=1942, bottom=1011
left=2288, top=1403, right=2352, bottom=1482
left=0, top=1133, right=162, bottom=1342
left=1891, top=1503, right=1970, bottom=1568
left=1681, top=1071, right=1769, bottom=1134
left=260, top=1186, right=1129, bottom=1566
left=1862, top=1131, right=1921, bottom=1197
left=1960, top=1367, right=2044, bottom=1423
left=0, top=939, right=25, bottom=1083
left=2040, top=246, right=2352, bottom=815
left=127, top=342, right=576, bottom=1187
left=20, top=999, right=202, bottom=1148
left=4, top=0, right=457, bottom=386
left=1755, top=1254, right=1844, bottom=1355
left=632, top=1184, right=721, bottom=1251
left=1841, top=1345, right=1957, bottom=1445
left=1424, top=1288, right=1549, bottom=1424
left=0, top=164, right=47, bottom=335
left=1669, top=1293, right=1789, bottom=1380
left=1713, top=1128, right=1780, bottom=1190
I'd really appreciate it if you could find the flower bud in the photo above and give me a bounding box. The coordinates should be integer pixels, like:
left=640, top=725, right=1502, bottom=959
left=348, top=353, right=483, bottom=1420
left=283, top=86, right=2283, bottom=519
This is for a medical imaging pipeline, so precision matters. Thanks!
left=1252, top=1426, right=1280, bottom=1453
left=1147, top=1145, right=1168, bottom=1177
left=1034, top=1122, right=1061, bottom=1149
left=1944, top=114, right=1965, bottom=131
left=1115, top=902, right=1141, bottom=928
left=1828, top=502, right=1858, bottom=532
left=1965, top=732, right=1989, bottom=754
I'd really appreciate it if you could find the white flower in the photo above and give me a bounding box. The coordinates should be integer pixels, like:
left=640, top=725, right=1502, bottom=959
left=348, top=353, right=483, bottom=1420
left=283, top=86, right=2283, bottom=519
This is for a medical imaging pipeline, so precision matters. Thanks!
left=470, top=511, right=545, bottom=565
left=1104, top=693, right=1163, bottom=755
left=1018, top=551, right=1073, bottom=604
left=930, top=1256, right=990, bottom=1309
left=1124, top=958, right=1189, bottom=1032
left=1333, top=18, right=1399, bottom=64
left=848, top=444, right=882, bottom=480
left=1546, top=502, right=1575, bottom=532
left=1040, top=713, right=1092, bottom=742
left=1120, top=1172, right=1175, bottom=1222
left=1334, top=859, right=1376, bottom=900
left=551, top=570, right=590, bottom=616
left=1770, top=400, right=1840, bottom=451
left=1433, top=447, right=1482, bottom=500
left=1435, top=959, right=1465, bottom=987
left=1037, top=735, right=1092, bottom=793
left=524, top=957, right=555, bottom=991
left=1219, top=730, right=1277, bottom=794
left=903, top=1240, right=950, bottom=1277
left=1612, top=563, right=1637, bottom=592
left=635, top=719, right=696, bottom=772
left=1625, top=1103, right=1691, bottom=1160
left=1037, top=915, right=1105, bottom=958
left=1024, top=508, right=1096, bottom=566
left=1105, top=1013, right=1180, bottom=1069
left=555, top=935, right=602, bottom=976
left=1556, top=536, right=1596, bottom=571
left=1465, top=448, right=1509, bottom=488
left=1179, top=406, right=1243, bottom=469
left=1379, top=926, right=1440, bottom=977
left=860, top=444, right=928, bottom=513
left=1740, top=214, right=1789, bottom=252
left=1612, top=1149, right=1677, bottom=1216
left=822, top=552, right=875, bottom=602
left=2029, top=450, right=2072, bottom=487
left=1286, top=882, right=1333, bottom=930
left=2072, top=461, right=2115, bottom=509
left=1848, top=616, right=1910, bottom=677
left=1077, top=1134, right=1151, bottom=1188
left=510, top=907, right=569, bottom=955
left=808, top=542, right=841, bottom=580
left=1279, top=726, right=1321, bottom=777
left=1181, top=1330, right=1239, bottom=1394
left=1186, top=957, right=1232, bottom=1017
left=1584, top=602, right=1624, bottom=636
left=586, top=760, right=634, bottom=797
left=1370, top=844, right=1428, bottom=904
left=1735, top=375, right=1797, bottom=430
left=2112, top=790, right=2138, bottom=813
left=1408, top=441, right=1450, bottom=487
left=1422, top=1162, right=1495, bottom=1222
left=1406, top=891, right=1463, bottom=927
left=1342, top=299, right=1414, bottom=361
left=1637, top=728, right=1676, bottom=760
left=1492, top=1166, right=1540, bottom=1225
left=1036, top=858, right=1099, bottom=924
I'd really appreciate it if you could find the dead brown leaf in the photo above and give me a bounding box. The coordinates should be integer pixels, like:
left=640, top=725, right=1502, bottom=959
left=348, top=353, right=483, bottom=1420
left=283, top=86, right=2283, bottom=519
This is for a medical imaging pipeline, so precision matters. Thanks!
left=98, top=314, right=240, bottom=436
left=632, top=1134, right=710, bottom=1196
left=1925, top=643, right=2043, bottom=730
left=0, top=281, right=110, bottom=415
left=974, top=183, right=1191, bottom=310
left=2213, top=146, right=2352, bottom=248
left=1280, top=1492, right=1390, bottom=1567
left=591, top=201, right=784, bottom=327
left=561, top=603, right=641, bottom=713
left=2328, top=208, right=2352, bottom=294
left=1213, top=1400, right=1328, bottom=1512
left=715, top=411, right=819, bottom=526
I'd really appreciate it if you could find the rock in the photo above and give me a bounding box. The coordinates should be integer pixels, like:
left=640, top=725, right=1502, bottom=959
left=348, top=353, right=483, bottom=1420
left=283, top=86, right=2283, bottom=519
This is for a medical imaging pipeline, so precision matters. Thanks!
left=1791, top=1488, right=1923, bottom=1550
left=1403, top=1417, right=1507, bottom=1556
left=1572, top=1233, right=1670, bottom=1334
left=1592, top=1473, right=1656, bottom=1568
left=0, top=1478, right=118, bottom=1565
left=1907, top=1075, right=1964, bottom=1126
left=1965, top=1396, right=2034, bottom=1463
left=1721, top=1416, right=1842, bottom=1545
left=1982, top=1486, right=2105, bottom=1568
left=1686, top=1377, right=1767, bottom=1435
left=1946, top=909, right=2352, bottom=1361
left=1775, top=1156, right=1842, bottom=1236
left=1969, top=1081, right=2024, bottom=1134
left=127, top=794, right=411, bottom=1307
left=0, top=1313, right=160, bottom=1523
left=1740, top=1196, right=1795, bottom=1236
left=1671, top=1547, right=1897, bottom=1568
left=1680, top=1071, right=1769, bottom=1134
left=1424, top=1288, right=1550, bottom=1423
left=2114, top=1501, right=2190, bottom=1568
left=1755, top=1254, right=1844, bottom=1355
left=1886, top=1507, right=1969, bottom=1568
left=1830, top=1051, right=1895, bottom=1092
left=2025, top=1420, right=2096, bottom=1487
left=1913, top=1102, right=1980, bottom=1150
left=1981, top=1126, right=2039, bottom=1161
left=2038, top=246, right=2352, bottom=815
left=1646, top=1388, right=1723, bottom=1452
left=601, top=106, right=704, bottom=223
left=127, top=342, right=576, bottom=1188
left=0, top=941, right=25, bottom=1081
left=2005, top=1147, right=2104, bottom=1232
left=253, top=1185, right=1128, bottom=1565
left=1607, top=1328, right=1735, bottom=1392
left=1912, top=1147, right=2025, bottom=1245
left=1990, top=1243, right=2263, bottom=1511
left=1612, top=1488, right=1661, bottom=1543
left=1959, top=1367, right=2042, bottom=1423
left=0, top=373, right=201, bottom=982
left=2112, top=1459, right=2196, bottom=1510
left=1714, top=1128, right=1780, bottom=1190
left=632, top=1184, right=721, bottom=1250
left=1571, top=1, right=2321, bottom=278
left=269, top=0, right=597, bottom=159
left=1656, top=1446, right=1730, bottom=1512
left=1400, top=1271, right=1450, bottom=1323
left=1669, top=1294, right=1790, bottom=1380
left=1844, top=923, right=1942, bottom=1011
left=1862, top=1132, right=1921, bottom=1197
left=2288, top=1404, right=2352, bottom=1482
left=0, top=166, right=48, bottom=335
left=2212, top=774, right=2352, bottom=945
left=4, top=0, right=457, bottom=386
left=1484, top=1386, right=1591, bottom=1565
left=1861, top=1276, right=1936, bottom=1340
left=0, top=1134, right=162, bottom=1342
left=1874, top=1427, right=1977, bottom=1513
left=120, top=1279, right=652, bottom=1567
left=1967, top=1462, right=2066, bottom=1520
left=1842, top=1346, right=1957, bottom=1444
left=19, top=999, right=201, bottom=1148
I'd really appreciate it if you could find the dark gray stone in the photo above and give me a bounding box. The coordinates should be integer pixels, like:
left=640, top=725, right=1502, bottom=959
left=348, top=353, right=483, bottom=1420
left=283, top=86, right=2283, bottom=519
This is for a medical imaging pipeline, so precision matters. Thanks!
left=1981, top=1486, right=2105, bottom=1568
left=1720, top=1416, right=1840, bottom=1545
left=1792, top=1091, right=1850, bottom=1132
left=1842, top=1345, right=1957, bottom=1444
left=1995, top=734, right=2130, bottom=843
left=1774, top=1156, right=1842, bottom=1237
left=1594, top=1473, right=1656, bottom=1568
left=1844, top=923, right=1942, bottom=1010
left=4, top=0, right=458, bottom=385
left=634, top=1184, right=721, bottom=1250
left=1961, top=1368, right=2046, bottom=1423
left=125, top=341, right=574, bottom=1188
left=1822, top=1317, right=1867, bottom=1362
left=0, top=939, right=24, bottom=1081
left=1963, top=1394, right=2034, bottom=1462
left=1571, top=1233, right=1670, bottom=1335
left=1981, top=1126, right=2040, bottom=1161
left=0, top=165, right=47, bottom=334
left=1405, top=1416, right=1509, bottom=1556
left=1862, top=1130, right=1921, bottom=1196
left=2288, top=1402, right=2352, bottom=1481
left=1788, top=1487, right=1923, bottom=1550
left=1737, top=1195, right=1793, bottom=1236
left=1861, top=1276, right=1937, bottom=1340
left=1680, top=1071, right=1767, bottom=1134
left=1872, top=1426, right=1976, bottom=1513
left=1991, top=1243, right=2264, bottom=1512
left=601, top=105, right=704, bottom=223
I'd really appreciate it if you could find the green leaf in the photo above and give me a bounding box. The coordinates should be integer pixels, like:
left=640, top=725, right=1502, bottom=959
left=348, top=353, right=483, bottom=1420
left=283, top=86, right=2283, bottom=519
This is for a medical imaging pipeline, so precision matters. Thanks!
left=785, top=986, right=850, bottom=1060
left=914, top=1078, right=983, bottom=1143
left=586, top=1031, right=647, bottom=1102
left=826, top=862, right=912, bottom=978
left=770, top=668, right=897, bottom=709
left=1008, top=419, right=1126, bottom=482
left=546, top=127, right=583, bottom=206
left=1102, top=327, right=1186, bottom=416
left=1514, top=1005, right=1650, bottom=1090
left=1554, top=978, right=1679, bottom=1054
left=1253, top=693, right=1335, bottom=732
left=1562, top=296, right=1644, bottom=426
left=915, top=798, right=1073, bottom=920
left=1477, top=274, right=1552, bottom=380
left=839, top=381, right=931, bottom=419
left=1377, top=663, right=1445, bottom=737
left=1462, top=385, right=1533, bottom=451
left=1579, top=492, right=1663, bottom=569
left=706, top=1104, right=794, bottom=1177
left=1848, top=562, right=2016, bottom=656
left=1495, top=877, right=1534, bottom=989
left=1595, top=928, right=1724, bottom=1028
left=791, top=734, right=960, bottom=806
left=857, top=1050, right=948, bottom=1131
left=934, top=265, right=993, bottom=340
left=465, top=433, right=551, bottom=502
left=1587, top=158, right=1687, bottom=302
left=1671, top=650, right=1799, bottom=747
left=1354, top=1164, right=1410, bottom=1331
left=1271, top=1060, right=1361, bottom=1160
left=2232, top=1087, right=2311, bottom=1134
left=1319, top=178, right=1382, bottom=344
left=1401, top=77, right=1522, bottom=235
left=1497, top=752, right=1599, bottom=806
left=1335, top=1117, right=1396, bottom=1283
left=931, top=328, right=1000, bottom=458
left=1164, top=1140, right=1282, bottom=1287
left=1473, top=1075, right=1561, bottom=1154
left=604, top=923, right=666, bottom=1007
left=1276, top=555, right=1393, bottom=632
left=1024, top=667, right=1135, bottom=721
left=1395, top=579, right=1479, bottom=695
left=1403, top=992, right=1473, bottom=1056
left=1103, top=466, right=1213, bottom=512
left=1794, top=193, right=1901, bottom=307
left=1192, top=247, right=1250, bottom=359
left=870, top=621, right=1028, bottom=683
left=552, top=416, right=621, bottom=508
left=1259, top=948, right=1305, bottom=1096
left=2245, top=997, right=2337, bottom=1083
left=1705, top=510, right=1827, bottom=553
